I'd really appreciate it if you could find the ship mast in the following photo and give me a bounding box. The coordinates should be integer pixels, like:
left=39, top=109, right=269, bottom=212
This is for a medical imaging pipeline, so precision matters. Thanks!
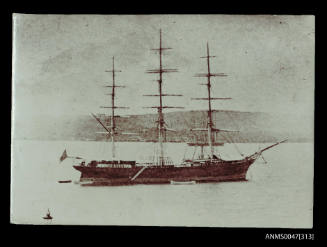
left=99, top=57, right=128, bottom=160
left=206, top=43, right=214, bottom=157
left=193, top=43, right=229, bottom=159
left=145, top=30, right=183, bottom=166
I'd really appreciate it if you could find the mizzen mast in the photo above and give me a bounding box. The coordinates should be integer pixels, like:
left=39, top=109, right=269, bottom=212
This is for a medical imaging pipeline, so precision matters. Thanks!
left=144, top=29, right=183, bottom=166
left=99, top=57, right=128, bottom=160
left=193, top=43, right=230, bottom=159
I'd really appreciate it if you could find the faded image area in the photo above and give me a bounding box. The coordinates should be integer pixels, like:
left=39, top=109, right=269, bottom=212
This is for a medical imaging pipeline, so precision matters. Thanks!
left=11, top=14, right=314, bottom=227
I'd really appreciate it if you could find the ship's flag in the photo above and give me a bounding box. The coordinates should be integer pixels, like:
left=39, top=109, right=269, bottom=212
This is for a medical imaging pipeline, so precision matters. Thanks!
left=59, top=149, right=68, bottom=163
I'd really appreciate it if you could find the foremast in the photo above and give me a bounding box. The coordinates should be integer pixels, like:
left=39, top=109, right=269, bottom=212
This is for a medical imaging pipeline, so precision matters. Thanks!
left=145, top=30, right=183, bottom=166
left=92, top=57, right=128, bottom=160
left=193, top=43, right=230, bottom=160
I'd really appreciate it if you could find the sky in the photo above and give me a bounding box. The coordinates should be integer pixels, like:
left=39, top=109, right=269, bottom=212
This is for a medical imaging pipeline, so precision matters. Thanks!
left=12, top=14, right=314, bottom=119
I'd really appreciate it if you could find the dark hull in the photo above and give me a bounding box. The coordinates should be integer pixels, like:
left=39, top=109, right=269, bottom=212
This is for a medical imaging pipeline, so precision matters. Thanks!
left=73, top=158, right=256, bottom=186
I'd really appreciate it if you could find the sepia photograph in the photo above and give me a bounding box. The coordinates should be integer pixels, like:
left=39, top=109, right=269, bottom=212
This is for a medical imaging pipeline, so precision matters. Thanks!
left=11, top=14, right=314, bottom=227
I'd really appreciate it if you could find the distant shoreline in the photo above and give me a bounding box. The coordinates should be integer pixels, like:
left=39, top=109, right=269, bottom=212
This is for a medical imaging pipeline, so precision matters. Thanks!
left=13, top=110, right=313, bottom=143
left=13, top=138, right=313, bottom=143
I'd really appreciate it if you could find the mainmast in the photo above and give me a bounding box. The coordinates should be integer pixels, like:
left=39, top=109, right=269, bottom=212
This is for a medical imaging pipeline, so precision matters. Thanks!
left=99, top=57, right=128, bottom=160
left=145, top=30, right=183, bottom=166
left=193, top=43, right=229, bottom=159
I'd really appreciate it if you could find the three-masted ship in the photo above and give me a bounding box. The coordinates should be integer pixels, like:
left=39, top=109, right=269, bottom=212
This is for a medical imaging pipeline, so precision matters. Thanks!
left=72, top=30, right=285, bottom=186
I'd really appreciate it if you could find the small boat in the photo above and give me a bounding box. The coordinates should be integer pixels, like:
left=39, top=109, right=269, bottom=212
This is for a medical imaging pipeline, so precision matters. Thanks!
left=79, top=180, right=94, bottom=185
left=43, top=209, right=53, bottom=220
left=58, top=180, right=72, bottom=183
left=170, top=180, right=196, bottom=185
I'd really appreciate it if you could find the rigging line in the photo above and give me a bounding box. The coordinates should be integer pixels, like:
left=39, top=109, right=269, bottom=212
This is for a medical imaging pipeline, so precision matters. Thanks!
left=230, top=112, right=252, bottom=144
left=225, top=132, right=244, bottom=157
left=104, top=116, right=111, bottom=158
left=103, top=132, right=109, bottom=158
left=152, top=140, right=156, bottom=165
left=219, top=132, right=230, bottom=144
left=221, top=134, right=231, bottom=157
left=181, top=113, right=195, bottom=142
left=182, top=144, right=188, bottom=160
left=223, top=111, right=245, bottom=154
left=192, top=146, right=197, bottom=160
left=95, top=119, right=111, bottom=156
left=180, top=116, right=193, bottom=143
left=218, top=133, right=232, bottom=159
left=223, top=111, right=241, bottom=136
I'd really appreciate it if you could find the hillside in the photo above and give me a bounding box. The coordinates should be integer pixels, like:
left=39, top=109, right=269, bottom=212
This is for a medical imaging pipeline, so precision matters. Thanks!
left=13, top=110, right=313, bottom=143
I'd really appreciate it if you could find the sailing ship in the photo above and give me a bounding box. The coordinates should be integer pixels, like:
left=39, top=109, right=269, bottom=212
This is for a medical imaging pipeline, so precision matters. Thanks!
left=71, top=30, right=286, bottom=186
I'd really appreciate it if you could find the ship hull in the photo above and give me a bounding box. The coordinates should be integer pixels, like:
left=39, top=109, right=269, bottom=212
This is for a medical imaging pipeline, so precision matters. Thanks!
left=73, top=158, right=255, bottom=186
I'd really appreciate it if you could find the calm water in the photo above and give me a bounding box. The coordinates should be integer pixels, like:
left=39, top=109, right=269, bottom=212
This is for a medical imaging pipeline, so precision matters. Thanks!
left=11, top=141, right=313, bottom=228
